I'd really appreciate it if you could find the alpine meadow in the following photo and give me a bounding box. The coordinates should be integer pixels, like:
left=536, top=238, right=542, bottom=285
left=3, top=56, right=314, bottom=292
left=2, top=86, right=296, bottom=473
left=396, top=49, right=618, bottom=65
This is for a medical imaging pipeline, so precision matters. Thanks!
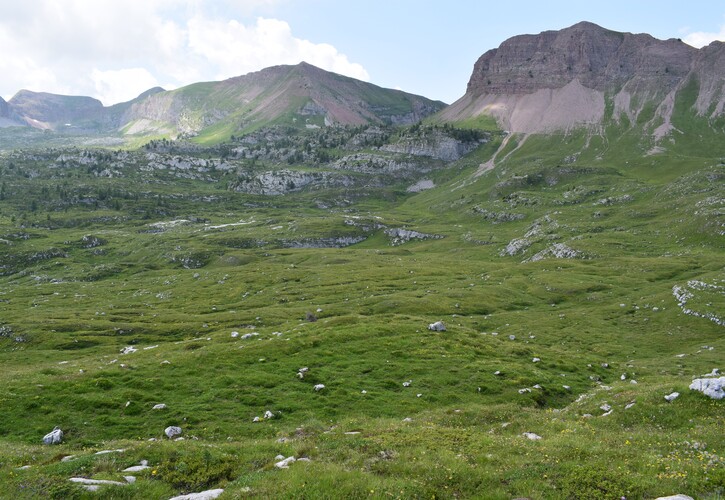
left=0, top=21, right=723, bottom=500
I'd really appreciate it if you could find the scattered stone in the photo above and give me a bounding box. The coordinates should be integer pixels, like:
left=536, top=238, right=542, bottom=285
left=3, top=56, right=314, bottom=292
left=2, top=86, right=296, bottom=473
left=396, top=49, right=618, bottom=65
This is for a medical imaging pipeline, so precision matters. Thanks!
left=494, top=370, right=502, bottom=376
left=601, top=410, right=613, bottom=417
left=61, top=455, right=76, bottom=462
left=153, top=403, right=167, bottom=410
left=274, top=454, right=285, bottom=460
left=297, top=457, right=312, bottom=462
left=600, top=404, right=612, bottom=412
left=43, top=427, right=63, bottom=445
left=361, top=390, right=367, bottom=394
left=428, top=321, right=446, bottom=331
left=17, top=465, right=32, bottom=470
left=297, top=367, right=309, bottom=379
left=123, top=463, right=150, bottom=472
left=402, top=380, right=412, bottom=387
left=654, top=496, right=694, bottom=500
left=664, top=392, right=680, bottom=402
left=625, top=402, right=636, bottom=410
left=165, top=426, right=182, bottom=439
left=253, top=416, right=261, bottom=422
left=689, top=376, right=725, bottom=400
left=509, top=335, right=516, bottom=340
left=417, top=393, right=423, bottom=398
left=313, top=384, right=325, bottom=391
left=275, top=456, right=296, bottom=469
left=402, top=417, right=413, bottom=422
left=95, top=449, right=125, bottom=455
left=522, top=432, right=542, bottom=441
left=231, top=331, right=239, bottom=338
left=532, top=357, right=541, bottom=363
left=124, top=476, right=136, bottom=483
left=264, top=410, right=275, bottom=419
left=120, top=346, right=137, bottom=355
left=344, top=431, right=361, bottom=435
left=518, top=388, right=532, bottom=394
left=621, top=374, right=627, bottom=380
left=563, top=385, right=571, bottom=390
left=168, top=489, right=225, bottom=500
left=69, top=478, right=128, bottom=491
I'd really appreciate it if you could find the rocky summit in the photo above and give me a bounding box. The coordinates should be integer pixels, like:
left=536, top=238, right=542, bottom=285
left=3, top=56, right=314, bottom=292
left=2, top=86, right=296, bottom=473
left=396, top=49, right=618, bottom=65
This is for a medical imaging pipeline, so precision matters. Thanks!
left=439, top=21, right=725, bottom=136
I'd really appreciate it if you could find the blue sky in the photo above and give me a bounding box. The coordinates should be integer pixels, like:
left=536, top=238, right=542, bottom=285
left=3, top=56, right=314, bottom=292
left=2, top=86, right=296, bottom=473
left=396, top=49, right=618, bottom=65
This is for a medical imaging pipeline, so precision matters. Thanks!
left=1, top=0, right=724, bottom=105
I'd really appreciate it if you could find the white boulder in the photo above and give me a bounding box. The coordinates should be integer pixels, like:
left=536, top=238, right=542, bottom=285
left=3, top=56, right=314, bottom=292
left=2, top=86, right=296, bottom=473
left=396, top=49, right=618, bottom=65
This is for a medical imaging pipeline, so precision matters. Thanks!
left=168, top=489, right=225, bottom=500
left=689, top=376, right=725, bottom=400
left=164, top=426, right=182, bottom=439
left=664, top=392, right=680, bottom=402
left=43, top=427, right=63, bottom=445
left=428, top=321, right=446, bottom=332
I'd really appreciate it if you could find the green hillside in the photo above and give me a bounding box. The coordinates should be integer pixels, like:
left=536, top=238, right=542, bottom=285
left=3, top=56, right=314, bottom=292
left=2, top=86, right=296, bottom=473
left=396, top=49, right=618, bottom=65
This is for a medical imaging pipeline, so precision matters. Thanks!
left=0, top=114, right=722, bottom=498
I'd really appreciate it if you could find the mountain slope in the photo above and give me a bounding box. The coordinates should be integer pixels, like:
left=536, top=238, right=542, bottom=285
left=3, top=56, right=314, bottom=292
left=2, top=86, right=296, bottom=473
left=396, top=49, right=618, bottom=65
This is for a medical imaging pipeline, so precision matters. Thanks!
left=120, top=62, right=446, bottom=141
left=438, top=22, right=725, bottom=139
left=7, top=90, right=105, bottom=130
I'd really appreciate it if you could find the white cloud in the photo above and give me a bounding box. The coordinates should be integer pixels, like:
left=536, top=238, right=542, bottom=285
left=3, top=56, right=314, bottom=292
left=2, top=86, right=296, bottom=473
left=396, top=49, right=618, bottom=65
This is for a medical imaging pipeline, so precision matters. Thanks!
left=186, top=17, right=369, bottom=82
left=0, top=0, right=368, bottom=105
left=683, top=23, right=725, bottom=48
left=91, top=68, right=160, bottom=105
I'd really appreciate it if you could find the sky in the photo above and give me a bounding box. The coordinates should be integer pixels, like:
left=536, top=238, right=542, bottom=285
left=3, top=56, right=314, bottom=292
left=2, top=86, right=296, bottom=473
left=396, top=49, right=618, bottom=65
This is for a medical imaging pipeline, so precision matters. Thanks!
left=1, top=0, right=724, bottom=106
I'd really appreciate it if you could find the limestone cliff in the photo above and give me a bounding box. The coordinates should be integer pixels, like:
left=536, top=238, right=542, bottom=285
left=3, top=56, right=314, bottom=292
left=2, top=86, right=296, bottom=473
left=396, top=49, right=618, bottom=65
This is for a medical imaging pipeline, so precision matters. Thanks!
left=439, top=22, right=725, bottom=136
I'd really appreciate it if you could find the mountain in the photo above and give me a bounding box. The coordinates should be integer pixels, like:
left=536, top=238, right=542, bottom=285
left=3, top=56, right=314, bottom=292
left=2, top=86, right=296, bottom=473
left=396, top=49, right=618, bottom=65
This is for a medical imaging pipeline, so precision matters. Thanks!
left=7, top=90, right=105, bottom=130
left=439, top=21, right=725, bottom=138
left=0, top=63, right=445, bottom=142
left=118, top=62, right=445, bottom=141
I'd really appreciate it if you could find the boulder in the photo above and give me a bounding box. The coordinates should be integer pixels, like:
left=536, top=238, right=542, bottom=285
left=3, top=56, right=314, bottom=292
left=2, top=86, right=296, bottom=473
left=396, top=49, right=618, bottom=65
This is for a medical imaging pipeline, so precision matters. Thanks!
left=428, top=321, right=446, bottom=331
left=275, top=456, right=296, bottom=469
left=689, top=376, right=725, bottom=400
left=164, top=426, right=182, bottom=439
left=664, top=392, right=680, bottom=402
left=43, top=427, right=63, bottom=445
left=168, top=489, right=225, bottom=500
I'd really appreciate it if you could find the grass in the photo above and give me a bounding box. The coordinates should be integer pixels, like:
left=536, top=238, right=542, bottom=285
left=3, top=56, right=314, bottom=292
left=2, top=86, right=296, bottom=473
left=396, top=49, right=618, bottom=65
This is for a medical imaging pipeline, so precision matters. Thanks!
left=0, top=119, right=723, bottom=498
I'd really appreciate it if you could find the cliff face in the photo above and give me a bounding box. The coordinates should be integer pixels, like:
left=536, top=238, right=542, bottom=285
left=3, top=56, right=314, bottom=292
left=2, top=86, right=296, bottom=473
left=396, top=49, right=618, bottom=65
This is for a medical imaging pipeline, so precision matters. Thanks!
left=440, top=22, right=725, bottom=135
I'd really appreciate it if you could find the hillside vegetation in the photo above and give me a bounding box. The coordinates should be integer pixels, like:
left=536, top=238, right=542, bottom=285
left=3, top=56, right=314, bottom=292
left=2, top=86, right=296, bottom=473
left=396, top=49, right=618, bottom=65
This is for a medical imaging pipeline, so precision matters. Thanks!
left=0, top=114, right=722, bottom=499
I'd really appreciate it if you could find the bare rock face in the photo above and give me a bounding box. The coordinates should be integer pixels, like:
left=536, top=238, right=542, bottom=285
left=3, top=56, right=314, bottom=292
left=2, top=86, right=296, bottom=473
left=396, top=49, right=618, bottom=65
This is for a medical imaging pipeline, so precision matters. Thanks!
left=467, top=22, right=694, bottom=96
left=441, top=21, right=724, bottom=136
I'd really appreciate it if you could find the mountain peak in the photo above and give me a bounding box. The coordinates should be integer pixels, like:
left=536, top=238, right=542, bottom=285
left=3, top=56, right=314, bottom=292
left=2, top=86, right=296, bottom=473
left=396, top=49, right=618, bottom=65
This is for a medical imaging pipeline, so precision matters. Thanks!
left=438, top=22, right=717, bottom=136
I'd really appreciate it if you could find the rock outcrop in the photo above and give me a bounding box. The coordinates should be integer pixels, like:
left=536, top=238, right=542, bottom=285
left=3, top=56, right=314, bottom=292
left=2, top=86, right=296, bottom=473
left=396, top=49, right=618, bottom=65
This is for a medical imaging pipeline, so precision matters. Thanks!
left=440, top=22, right=725, bottom=137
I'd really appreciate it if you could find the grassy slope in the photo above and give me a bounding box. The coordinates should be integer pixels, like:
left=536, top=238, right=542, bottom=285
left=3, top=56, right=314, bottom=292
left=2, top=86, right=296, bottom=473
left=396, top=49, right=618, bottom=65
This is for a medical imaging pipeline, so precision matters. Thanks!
left=0, top=118, right=723, bottom=498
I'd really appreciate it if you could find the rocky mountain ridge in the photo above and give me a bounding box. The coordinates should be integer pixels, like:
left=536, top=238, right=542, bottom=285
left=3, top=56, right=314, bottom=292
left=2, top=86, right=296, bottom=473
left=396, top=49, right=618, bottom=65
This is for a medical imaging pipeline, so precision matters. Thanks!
left=439, top=21, right=725, bottom=136
left=0, top=63, right=445, bottom=142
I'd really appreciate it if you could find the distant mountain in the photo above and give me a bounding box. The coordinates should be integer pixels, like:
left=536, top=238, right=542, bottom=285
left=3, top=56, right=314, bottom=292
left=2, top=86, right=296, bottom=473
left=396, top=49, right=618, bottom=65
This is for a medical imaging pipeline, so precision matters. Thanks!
left=0, top=63, right=445, bottom=142
left=438, top=21, right=725, bottom=138
left=118, top=62, right=446, bottom=141
left=8, top=90, right=104, bottom=130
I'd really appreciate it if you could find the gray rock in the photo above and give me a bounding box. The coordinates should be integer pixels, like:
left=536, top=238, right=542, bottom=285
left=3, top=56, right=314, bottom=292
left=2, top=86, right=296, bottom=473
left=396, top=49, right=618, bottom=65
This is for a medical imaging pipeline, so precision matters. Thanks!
left=689, top=376, right=725, bottom=400
left=275, top=456, right=296, bottom=469
left=164, top=426, right=182, bottom=439
left=153, top=403, right=167, bottom=410
left=123, top=464, right=150, bottom=472
left=43, top=427, right=63, bottom=445
left=664, top=392, right=680, bottom=402
left=428, top=321, right=446, bottom=331
left=168, top=489, right=225, bottom=500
